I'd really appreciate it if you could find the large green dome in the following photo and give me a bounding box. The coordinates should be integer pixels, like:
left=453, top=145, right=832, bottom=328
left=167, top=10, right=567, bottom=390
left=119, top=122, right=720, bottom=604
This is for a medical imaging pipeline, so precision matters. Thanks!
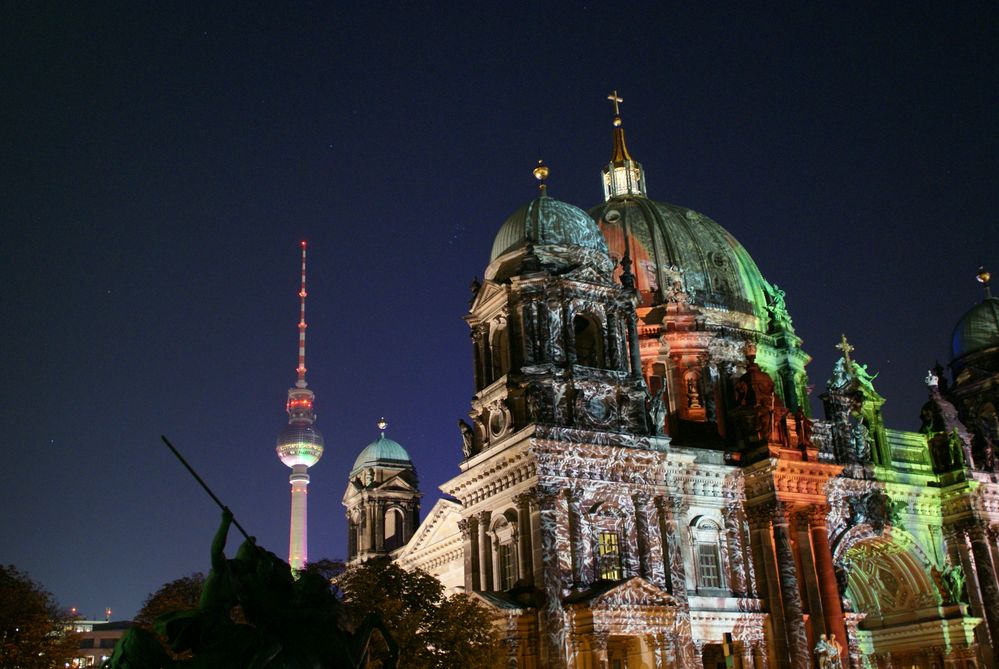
left=589, top=198, right=771, bottom=319
left=951, top=296, right=999, bottom=361
left=350, top=432, right=413, bottom=475
left=491, top=194, right=609, bottom=261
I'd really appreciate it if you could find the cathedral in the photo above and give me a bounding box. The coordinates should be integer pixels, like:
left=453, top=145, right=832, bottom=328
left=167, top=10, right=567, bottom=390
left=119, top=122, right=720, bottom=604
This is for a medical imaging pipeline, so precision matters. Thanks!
left=341, top=97, right=999, bottom=669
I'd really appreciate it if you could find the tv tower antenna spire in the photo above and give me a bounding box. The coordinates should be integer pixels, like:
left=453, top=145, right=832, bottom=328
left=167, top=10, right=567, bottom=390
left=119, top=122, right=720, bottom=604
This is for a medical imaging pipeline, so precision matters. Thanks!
left=296, top=240, right=309, bottom=388
left=276, top=240, right=325, bottom=571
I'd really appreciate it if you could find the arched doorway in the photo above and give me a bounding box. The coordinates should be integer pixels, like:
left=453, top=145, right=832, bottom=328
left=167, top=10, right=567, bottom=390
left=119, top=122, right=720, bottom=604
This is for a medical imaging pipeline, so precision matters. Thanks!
left=841, top=534, right=979, bottom=668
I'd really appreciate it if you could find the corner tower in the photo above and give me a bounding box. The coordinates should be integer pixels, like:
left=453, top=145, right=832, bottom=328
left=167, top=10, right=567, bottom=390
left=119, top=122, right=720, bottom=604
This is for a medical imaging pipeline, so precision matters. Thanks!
left=275, top=241, right=324, bottom=571
left=342, top=419, right=421, bottom=562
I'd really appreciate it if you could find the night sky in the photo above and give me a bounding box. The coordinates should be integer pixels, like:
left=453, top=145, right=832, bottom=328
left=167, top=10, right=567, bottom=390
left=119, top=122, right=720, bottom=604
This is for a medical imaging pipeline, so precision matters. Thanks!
left=2, top=3, right=996, bottom=620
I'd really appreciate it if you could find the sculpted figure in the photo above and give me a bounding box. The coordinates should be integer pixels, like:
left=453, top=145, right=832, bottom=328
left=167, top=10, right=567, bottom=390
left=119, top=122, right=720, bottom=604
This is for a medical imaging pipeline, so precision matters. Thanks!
left=458, top=419, right=474, bottom=457
left=814, top=634, right=843, bottom=669
left=647, top=385, right=667, bottom=436
left=850, top=421, right=871, bottom=461
left=942, top=560, right=967, bottom=604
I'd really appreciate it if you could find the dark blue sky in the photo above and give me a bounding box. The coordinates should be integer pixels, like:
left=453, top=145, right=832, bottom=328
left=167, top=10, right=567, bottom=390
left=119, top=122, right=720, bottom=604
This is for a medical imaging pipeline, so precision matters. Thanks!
left=2, top=3, right=996, bottom=619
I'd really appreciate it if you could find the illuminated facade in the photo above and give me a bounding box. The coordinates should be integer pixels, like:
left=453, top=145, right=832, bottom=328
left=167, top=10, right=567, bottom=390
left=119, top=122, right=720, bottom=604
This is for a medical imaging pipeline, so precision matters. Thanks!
left=387, top=97, right=999, bottom=669
left=276, top=241, right=324, bottom=571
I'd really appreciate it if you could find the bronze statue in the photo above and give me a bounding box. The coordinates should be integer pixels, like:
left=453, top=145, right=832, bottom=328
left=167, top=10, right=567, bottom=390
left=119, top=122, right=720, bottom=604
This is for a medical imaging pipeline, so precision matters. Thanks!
left=107, top=510, right=398, bottom=669
left=107, top=438, right=397, bottom=669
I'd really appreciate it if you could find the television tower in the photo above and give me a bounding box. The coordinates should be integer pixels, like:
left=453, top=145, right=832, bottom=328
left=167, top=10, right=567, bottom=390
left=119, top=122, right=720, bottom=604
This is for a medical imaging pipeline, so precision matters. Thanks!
left=276, top=240, right=324, bottom=571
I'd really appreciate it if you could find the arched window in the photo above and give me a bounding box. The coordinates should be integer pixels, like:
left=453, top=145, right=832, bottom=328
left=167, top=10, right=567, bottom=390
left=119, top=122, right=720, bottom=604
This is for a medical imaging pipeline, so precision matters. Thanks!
left=491, top=512, right=518, bottom=591
left=589, top=501, right=627, bottom=581
left=691, top=517, right=725, bottom=590
left=490, top=323, right=509, bottom=381
left=573, top=314, right=603, bottom=368
left=384, top=507, right=405, bottom=551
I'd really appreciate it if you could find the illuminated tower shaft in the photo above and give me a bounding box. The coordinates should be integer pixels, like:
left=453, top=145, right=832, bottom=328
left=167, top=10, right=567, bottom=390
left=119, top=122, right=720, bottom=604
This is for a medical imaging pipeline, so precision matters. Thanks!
left=288, top=465, right=309, bottom=568
left=276, top=241, right=324, bottom=571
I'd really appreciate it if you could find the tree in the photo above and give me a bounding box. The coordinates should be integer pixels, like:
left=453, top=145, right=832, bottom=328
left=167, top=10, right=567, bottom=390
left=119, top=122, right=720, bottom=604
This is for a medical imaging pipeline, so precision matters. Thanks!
left=133, top=573, right=204, bottom=630
left=0, top=565, right=79, bottom=669
left=336, top=557, right=501, bottom=669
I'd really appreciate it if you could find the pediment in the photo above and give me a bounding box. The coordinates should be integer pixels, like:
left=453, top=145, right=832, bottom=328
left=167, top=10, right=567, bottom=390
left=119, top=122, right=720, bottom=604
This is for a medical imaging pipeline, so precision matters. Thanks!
left=568, top=577, right=677, bottom=609
left=563, top=265, right=608, bottom=285
left=469, top=281, right=507, bottom=313
left=395, top=498, right=462, bottom=559
left=376, top=473, right=419, bottom=493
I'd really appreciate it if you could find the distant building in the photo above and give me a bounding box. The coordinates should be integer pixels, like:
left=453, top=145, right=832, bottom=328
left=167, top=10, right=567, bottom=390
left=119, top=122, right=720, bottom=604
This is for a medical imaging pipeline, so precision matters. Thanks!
left=344, top=96, right=998, bottom=668
left=70, top=620, right=134, bottom=668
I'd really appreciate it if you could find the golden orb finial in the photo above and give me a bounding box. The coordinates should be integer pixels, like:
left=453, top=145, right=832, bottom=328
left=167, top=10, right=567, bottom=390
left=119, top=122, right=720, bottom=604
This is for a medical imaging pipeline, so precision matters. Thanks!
left=533, top=159, right=549, bottom=182
left=977, top=266, right=991, bottom=286
left=377, top=417, right=387, bottom=431
left=533, top=160, right=549, bottom=194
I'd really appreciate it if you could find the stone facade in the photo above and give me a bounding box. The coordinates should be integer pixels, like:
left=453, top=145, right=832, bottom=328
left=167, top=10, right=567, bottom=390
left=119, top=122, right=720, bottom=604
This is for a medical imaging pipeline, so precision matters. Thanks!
left=375, top=116, right=999, bottom=669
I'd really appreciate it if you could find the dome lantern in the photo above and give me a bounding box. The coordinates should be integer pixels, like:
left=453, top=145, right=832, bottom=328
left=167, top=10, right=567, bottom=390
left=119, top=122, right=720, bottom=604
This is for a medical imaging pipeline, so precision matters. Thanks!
left=602, top=90, right=647, bottom=200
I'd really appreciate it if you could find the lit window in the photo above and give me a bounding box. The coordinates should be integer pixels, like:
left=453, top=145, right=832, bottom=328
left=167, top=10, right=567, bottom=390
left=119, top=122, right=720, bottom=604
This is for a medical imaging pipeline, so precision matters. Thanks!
left=598, top=531, right=622, bottom=580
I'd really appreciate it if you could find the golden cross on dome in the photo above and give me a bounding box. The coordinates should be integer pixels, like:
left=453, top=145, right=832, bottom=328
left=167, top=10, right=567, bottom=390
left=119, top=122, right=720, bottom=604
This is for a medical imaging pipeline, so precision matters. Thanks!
left=835, top=334, right=855, bottom=367
left=607, top=90, right=623, bottom=116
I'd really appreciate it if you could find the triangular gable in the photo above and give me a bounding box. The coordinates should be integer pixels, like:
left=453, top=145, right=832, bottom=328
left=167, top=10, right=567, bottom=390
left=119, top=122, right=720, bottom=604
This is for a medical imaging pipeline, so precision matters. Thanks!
left=395, top=498, right=462, bottom=560
left=570, top=577, right=677, bottom=609
left=376, top=473, right=419, bottom=493
left=564, top=265, right=606, bottom=285
left=468, top=281, right=507, bottom=313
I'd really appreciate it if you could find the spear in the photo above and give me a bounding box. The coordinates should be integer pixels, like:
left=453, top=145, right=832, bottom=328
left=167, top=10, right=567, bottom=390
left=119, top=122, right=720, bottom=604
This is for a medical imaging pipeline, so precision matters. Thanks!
left=160, top=434, right=251, bottom=540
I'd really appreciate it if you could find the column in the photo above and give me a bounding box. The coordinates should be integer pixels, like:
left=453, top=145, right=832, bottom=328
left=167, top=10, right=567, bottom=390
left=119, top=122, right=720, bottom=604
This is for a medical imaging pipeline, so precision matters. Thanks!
left=968, top=523, right=999, bottom=653
left=536, top=485, right=571, bottom=667
left=738, top=641, right=755, bottom=669
left=770, top=503, right=810, bottom=669
left=374, top=500, right=385, bottom=552
left=946, top=525, right=993, bottom=668
left=808, top=506, right=848, bottom=666
left=459, top=517, right=480, bottom=592
left=591, top=631, right=609, bottom=669
left=515, top=492, right=534, bottom=585
left=647, top=633, right=667, bottom=669
left=723, top=501, right=749, bottom=595
left=633, top=493, right=652, bottom=580
left=479, top=510, right=493, bottom=591
left=654, top=495, right=697, bottom=669
left=567, top=489, right=586, bottom=586
left=747, top=504, right=790, bottom=669
left=752, top=641, right=770, bottom=669
left=655, top=495, right=688, bottom=601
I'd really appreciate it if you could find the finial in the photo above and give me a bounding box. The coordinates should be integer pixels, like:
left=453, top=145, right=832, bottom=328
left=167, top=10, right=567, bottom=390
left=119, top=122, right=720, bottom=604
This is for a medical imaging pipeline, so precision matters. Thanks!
left=978, top=266, right=992, bottom=298
left=605, top=90, right=634, bottom=164
left=295, top=241, right=309, bottom=388
left=607, top=90, right=624, bottom=125
left=835, top=334, right=855, bottom=370
left=377, top=417, right=388, bottom=432
left=533, top=159, right=549, bottom=195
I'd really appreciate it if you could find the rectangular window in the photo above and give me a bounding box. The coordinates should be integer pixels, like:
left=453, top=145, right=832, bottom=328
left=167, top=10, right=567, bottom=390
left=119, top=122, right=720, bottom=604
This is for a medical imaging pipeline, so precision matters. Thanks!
left=698, top=543, right=721, bottom=589
left=598, top=531, right=622, bottom=580
left=498, top=544, right=515, bottom=590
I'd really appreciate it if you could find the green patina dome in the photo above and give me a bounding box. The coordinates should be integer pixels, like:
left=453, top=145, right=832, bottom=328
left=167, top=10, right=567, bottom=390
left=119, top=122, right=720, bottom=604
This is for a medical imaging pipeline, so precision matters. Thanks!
left=951, top=297, right=999, bottom=361
left=490, top=194, right=609, bottom=261
left=590, top=198, right=771, bottom=319
left=350, top=432, right=413, bottom=475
